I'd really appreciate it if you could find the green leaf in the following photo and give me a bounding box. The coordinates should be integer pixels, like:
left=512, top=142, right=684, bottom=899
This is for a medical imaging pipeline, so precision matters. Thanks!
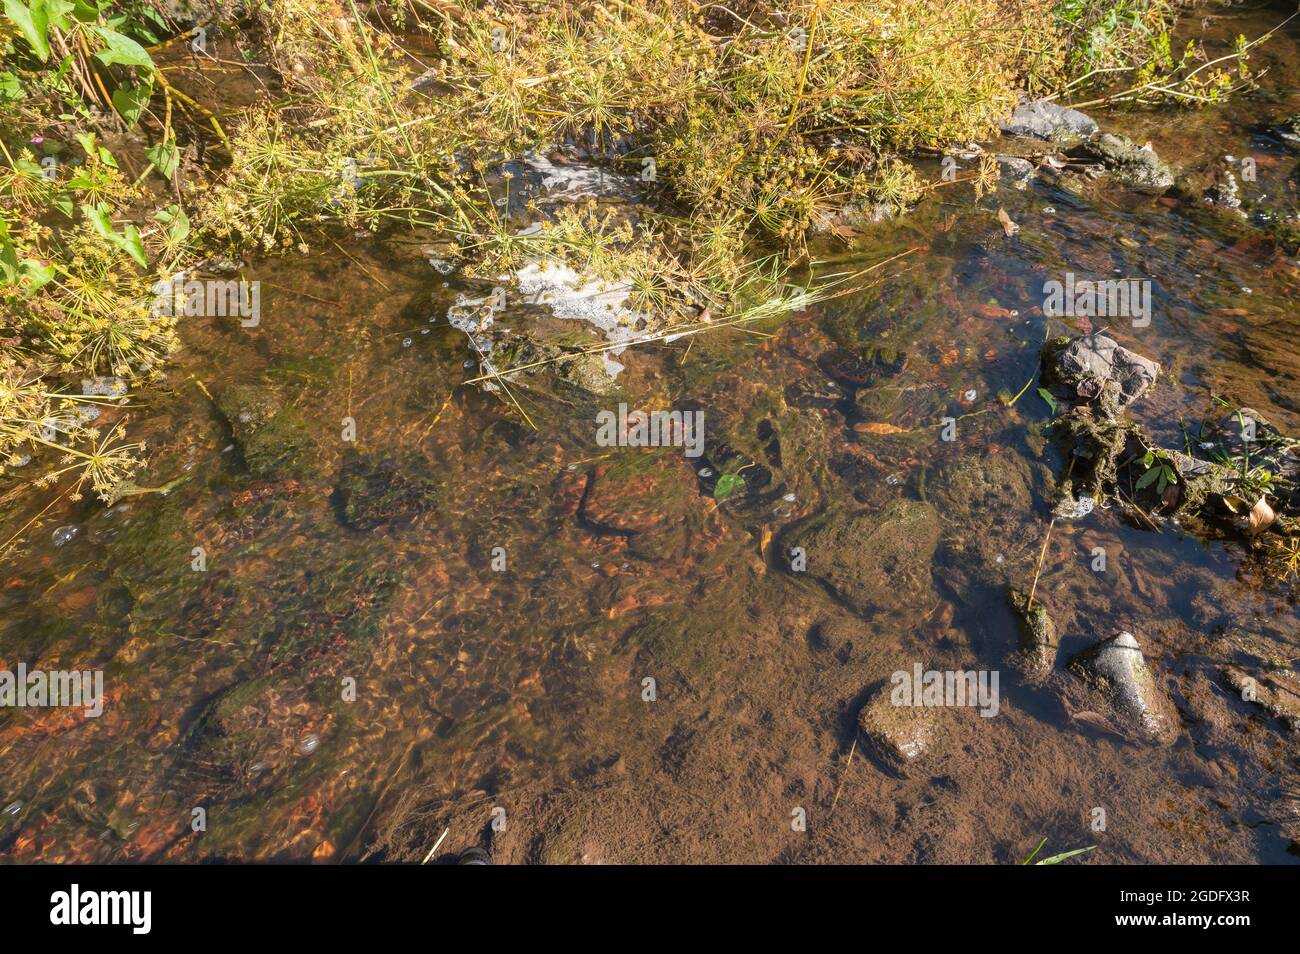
left=0, top=70, right=24, bottom=101
left=1036, top=387, right=1057, bottom=414
left=80, top=203, right=147, bottom=267
left=116, top=223, right=147, bottom=267
left=0, top=218, right=20, bottom=283
left=145, top=138, right=177, bottom=178
left=1035, top=845, right=1097, bottom=865
left=714, top=472, right=746, bottom=501
left=4, top=0, right=51, bottom=61
left=89, top=24, right=154, bottom=69
left=111, top=79, right=152, bottom=127
left=1134, top=466, right=1161, bottom=491
left=155, top=204, right=190, bottom=242
left=20, top=258, right=54, bottom=290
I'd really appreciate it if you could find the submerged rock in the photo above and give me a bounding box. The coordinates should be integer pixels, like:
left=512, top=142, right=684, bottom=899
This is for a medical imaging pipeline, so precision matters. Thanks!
left=1070, top=631, right=1178, bottom=743
left=996, top=155, right=1035, bottom=188
left=334, top=455, right=438, bottom=530
left=1203, top=169, right=1242, bottom=210
left=1044, top=331, right=1160, bottom=409
left=1264, top=113, right=1300, bottom=150
left=856, top=682, right=950, bottom=776
left=216, top=385, right=314, bottom=478
left=784, top=376, right=846, bottom=410
left=1001, top=99, right=1098, bottom=145
left=580, top=457, right=701, bottom=561
left=1008, top=589, right=1057, bottom=676
left=786, top=499, right=939, bottom=614
left=1071, top=134, right=1175, bottom=192
left=816, top=345, right=907, bottom=388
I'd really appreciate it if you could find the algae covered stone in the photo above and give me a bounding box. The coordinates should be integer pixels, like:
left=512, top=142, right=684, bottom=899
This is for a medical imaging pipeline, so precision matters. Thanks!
left=216, top=384, right=314, bottom=478
left=1008, top=588, right=1057, bottom=676
left=787, top=498, right=938, bottom=614
left=856, top=681, right=950, bottom=776
left=334, top=454, right=439, bottom=530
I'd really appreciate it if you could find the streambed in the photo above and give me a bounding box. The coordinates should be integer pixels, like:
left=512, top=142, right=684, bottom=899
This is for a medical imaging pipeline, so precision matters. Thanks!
left=1, top=8, right=1298, bottom=864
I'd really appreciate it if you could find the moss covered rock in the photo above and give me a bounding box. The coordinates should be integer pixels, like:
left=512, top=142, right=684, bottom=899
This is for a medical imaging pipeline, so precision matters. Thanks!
left=787, top=498, right=938, bottom=614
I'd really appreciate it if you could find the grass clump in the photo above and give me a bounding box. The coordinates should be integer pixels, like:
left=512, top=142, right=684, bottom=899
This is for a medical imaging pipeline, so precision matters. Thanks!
left=0, top=0, right=1265, bottom=521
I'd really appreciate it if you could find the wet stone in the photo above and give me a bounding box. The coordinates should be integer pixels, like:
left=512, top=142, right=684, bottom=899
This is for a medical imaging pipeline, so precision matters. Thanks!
left=816, top=346, right=907, bottom=388
left=1071, top=134, right=1175, bottom=192
left=216, top=385, right=314, bottom=478
left=786, top=498, right=939, bottom=614
left=1204, top=169, right=1242, bottom=210
left=996, top=156, right=1035, bottom=188
left=1008, top=589, right=1057, bottom=677
left=580, top=456, right=702, bottom=561
left=784, top=377, right=846, bottom=410
left=856, top=682, right=950, bottom=777
left=1070, top=631, right=1178, bottom=743
left=1046, top=332, right=1160, bottom=409
left=1265, top=113, right=1300, bottom=150
left=1000, top=98, right=1098, bottom=145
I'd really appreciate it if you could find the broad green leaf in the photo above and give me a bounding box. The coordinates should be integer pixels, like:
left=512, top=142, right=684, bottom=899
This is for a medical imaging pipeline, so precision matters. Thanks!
left=81, top=203, right=148, bottom=267
left=111, top=79, right=152, bottom=127
left=42, top=0, right=73, bottom=28
left=116, top=223, right=147, bottom=267
left=4, top=0, right=51, bottom=61
left=1036, top=387, right=1057, bottom=414
left=714, top=472, right=746, bottom=501
left=20, top=258, right=54, bottom=290
left=1134, top=466, right=1161, bottom=491
left=155, top=204, right=190, bottom=242
left=89, top=24, right=154, bottom=69
left=145, top=138, right=177, bottom=178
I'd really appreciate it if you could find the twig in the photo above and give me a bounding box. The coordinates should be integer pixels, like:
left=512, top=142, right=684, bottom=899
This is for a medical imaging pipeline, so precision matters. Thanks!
left=1026, top=517, right=1055, bottom=611
left=421, top=827, right=450, bottom=865
left=829, top=738, right=856, bottom=815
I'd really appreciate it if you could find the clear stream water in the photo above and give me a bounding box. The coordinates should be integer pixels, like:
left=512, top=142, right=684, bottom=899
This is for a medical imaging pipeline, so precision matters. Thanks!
left=0, top=8, right=1297, bottom=863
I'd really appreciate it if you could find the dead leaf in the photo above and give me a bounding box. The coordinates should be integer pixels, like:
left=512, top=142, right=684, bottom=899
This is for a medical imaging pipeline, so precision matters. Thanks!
left=997, top=207, right=1020, bottom=237
left=1248, top=496, right=1276, bottom=536
left=759, top=524, right=772, bottom=562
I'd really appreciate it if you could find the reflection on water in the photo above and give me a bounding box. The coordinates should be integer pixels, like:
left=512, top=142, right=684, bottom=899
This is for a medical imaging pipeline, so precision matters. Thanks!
left=1, top=9, right=1298, bottom=865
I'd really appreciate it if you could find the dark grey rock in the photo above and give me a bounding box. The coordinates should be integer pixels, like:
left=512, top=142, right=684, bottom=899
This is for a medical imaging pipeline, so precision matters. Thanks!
left=1070, top=631, right=1177, bottom=742
left=1001, top=99, right=1098, bottom=145
left=1266, top=114, right=1300, bottom=150
left=1049, top=332, right=1160, bottom=408
left=1073, top=134, right=1175, bottom=192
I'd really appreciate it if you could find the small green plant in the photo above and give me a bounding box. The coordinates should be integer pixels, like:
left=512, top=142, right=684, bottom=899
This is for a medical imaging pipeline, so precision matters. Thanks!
left=1021, top=837, right=1098, bottom=865
left=1134, top=445, right=1178, bottom=496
